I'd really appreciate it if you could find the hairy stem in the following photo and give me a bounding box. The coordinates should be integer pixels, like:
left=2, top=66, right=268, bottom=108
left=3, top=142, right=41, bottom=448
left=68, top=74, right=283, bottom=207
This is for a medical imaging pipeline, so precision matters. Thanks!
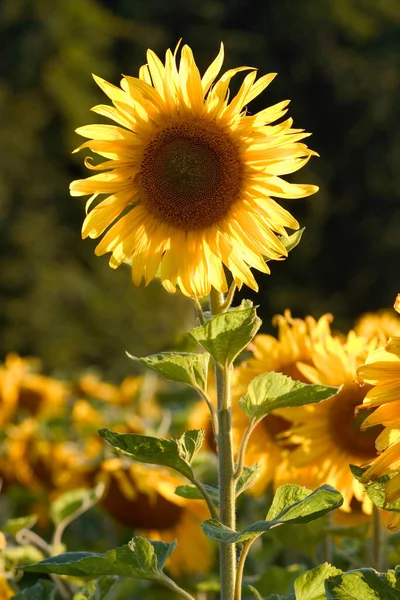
left=211, top=287, right=236, bottom=600
left=191, top=475, right=219, bottom=520
left=161, top=575, right=196, bottom=600
left=234, top=417, right=258, bottom=483
left=234, top=539, right=255, bottom=600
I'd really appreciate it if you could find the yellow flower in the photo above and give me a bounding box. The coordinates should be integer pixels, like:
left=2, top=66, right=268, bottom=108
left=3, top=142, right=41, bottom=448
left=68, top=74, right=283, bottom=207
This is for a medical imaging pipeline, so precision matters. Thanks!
left=357, top=335, right=400, bottom=516
left=96, top=459, right=214, bottom=576
left=278, top=329, right=381, bottom=512
left=354, top=309, right=400, bottom=345
left=0, top=354, right=68, bottom=426
left=70, top=43, right=318, bottom=297
left=232, top=311, right=332, bottom=494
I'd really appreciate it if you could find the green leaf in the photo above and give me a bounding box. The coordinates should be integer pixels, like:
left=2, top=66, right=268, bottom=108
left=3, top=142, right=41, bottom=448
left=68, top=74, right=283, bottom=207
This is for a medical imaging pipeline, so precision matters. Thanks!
left=99, top=429, right=204, bottom=479
left=13, top=580, right=59, bottom=600
left=127, top=351, right=209, bottom=391
left=190, top=306, right=261, bottom=366
left=239, top=372, right=339, bottom=419
left=202, top=485, right=343, bottom=544
left=175, top=464, right=260, bottom=503
left=294, top=564, right=342, bottom=600
left=175, top=483, right=219, bottom=504
left=3, top=514, right=37, bottom=535
left=350, top=465, right=400, bottom=512
left=23, top=537, right=176, bottom=581
left=73, top=576, right=118, bottom=600
left=236, top=464, right=262, bottom=497
left=324, top=569, right=400, bottom=599
left=50, top=487, right=103, bottom=526
left=202, top=485, right=343, bottom=543
left=279, top=227, right=305, bottom=254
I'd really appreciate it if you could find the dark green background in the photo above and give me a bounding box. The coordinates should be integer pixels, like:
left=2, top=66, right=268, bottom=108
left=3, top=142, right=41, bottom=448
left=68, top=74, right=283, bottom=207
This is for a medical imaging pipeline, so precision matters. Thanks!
left=1, top=0, right=399, bottom=378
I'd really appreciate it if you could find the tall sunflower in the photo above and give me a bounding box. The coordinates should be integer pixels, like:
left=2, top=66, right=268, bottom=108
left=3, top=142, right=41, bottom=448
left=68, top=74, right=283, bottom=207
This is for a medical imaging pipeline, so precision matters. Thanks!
left=357, top=299, right=400, bottom=514
left=70, top=43, right=318, bottom=297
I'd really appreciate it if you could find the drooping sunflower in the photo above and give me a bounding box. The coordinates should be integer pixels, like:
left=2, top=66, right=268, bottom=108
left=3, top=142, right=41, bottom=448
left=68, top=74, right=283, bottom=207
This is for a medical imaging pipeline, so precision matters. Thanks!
left=70, top=43, right=318, bottom=297
left=357, top=327, right=400, bottom=513
left=276, top=328, right=382, bottom=512
left=93, top=458, right=214, bottom=576
left=232, top=311, right=332, bottom=495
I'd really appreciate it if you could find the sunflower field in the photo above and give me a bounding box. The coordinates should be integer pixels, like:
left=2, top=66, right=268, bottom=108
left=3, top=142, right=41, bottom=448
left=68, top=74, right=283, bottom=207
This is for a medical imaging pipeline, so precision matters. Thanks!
left=1, top=1, right=400, bottom=599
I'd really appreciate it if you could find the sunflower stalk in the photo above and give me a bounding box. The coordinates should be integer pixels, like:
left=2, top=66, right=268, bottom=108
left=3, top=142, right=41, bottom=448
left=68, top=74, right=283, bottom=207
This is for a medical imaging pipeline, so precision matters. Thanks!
left=371, top=505, right=383, bottom=571
left=210, top=288, right=237, bottom=600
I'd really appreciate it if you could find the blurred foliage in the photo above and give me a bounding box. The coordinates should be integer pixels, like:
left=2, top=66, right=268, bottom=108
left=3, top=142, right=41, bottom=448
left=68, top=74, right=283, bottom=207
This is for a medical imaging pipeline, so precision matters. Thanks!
left=0, top=0, right=399, bottom=376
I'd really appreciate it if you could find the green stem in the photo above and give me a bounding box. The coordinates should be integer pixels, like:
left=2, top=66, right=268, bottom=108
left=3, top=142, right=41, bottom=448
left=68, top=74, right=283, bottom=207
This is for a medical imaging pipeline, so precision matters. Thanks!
left=211, top=287, right=236, bottom=600
left=220, top=281, right=237, bottom=312
left=233, top=417, right=258, bottom=483
left=192, top=296, right=205, bottom=325
left=321, top=513, right=333, bottom=564
left=234, top=539, right=255, bottom=600
left=161, top=575, right=196, bottom=600
left=197, top=387, right=218, bottom=439
left=372, top=505, right=383, bottom=571
left=191, top=474, right=219, bottom=520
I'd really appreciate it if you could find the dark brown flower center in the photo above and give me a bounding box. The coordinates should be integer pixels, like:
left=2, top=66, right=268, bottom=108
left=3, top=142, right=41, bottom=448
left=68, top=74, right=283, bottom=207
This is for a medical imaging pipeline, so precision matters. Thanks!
left=328, top=382, right=382, bottom=459
left=138, top=119, right=243, bottom=230
left=101, top=471, right=183, bottom=530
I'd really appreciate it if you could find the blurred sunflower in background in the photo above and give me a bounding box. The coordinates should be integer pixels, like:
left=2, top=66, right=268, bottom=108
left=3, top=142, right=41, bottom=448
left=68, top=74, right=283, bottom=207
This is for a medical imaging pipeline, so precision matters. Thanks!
left=93, top=458, right=214, bottom=576
left=70, top=43, right=318, bottom=297
left=275, top=328, right=381, bottom=513
left=0, top=354, right=68, bottom=425
left=231, top=311, right=332, bottom=494
left=357, top=296, right=400, bottom=527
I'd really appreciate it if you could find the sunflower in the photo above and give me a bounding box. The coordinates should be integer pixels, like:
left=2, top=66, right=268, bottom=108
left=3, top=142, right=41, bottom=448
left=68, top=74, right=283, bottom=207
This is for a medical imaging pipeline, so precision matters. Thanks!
left=70, top=43, right=318, bottom=297
left=357, top=335, right=400, bottom=510
left=232, top=311, right=332, bottom=495
left=354, top=309, right=400, bottom=345
left=95, top=458, right=214, bottom=576
left=276, top=329, right=382, bottom=512
left=0, top=354, right=68, bottom=426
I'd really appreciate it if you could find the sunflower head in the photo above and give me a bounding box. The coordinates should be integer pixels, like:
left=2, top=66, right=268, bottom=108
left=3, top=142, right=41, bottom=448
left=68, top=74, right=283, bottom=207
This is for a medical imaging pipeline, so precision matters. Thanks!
left=70, top=43, right=318, bottom=297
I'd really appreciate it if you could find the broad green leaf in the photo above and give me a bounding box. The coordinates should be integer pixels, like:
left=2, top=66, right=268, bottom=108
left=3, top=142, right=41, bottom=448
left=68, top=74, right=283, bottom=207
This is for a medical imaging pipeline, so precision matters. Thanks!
left=99, top=429, right=204, bottom=479
left=50, top=487, right=103, bottom=526
left=266, top=484, right=310, bottom=520
left=350, top=465, right=400, bottom=512
left=13, top=580, right=58, bottom=599
left=202, top=485, right=342, bottom=543
left=324, top=569, right=400, bottom=599
left=190, top=306, right=261, bottom=366
left=175, top=464, right=260, bottom=503
left=294, top=563, right=342, bottom=600
left=3, top=514, right=37, bottom=535
left=73, top=576, right=118, bottom=600
left=23, top=537, right=176, bottom=580
left=127, top=351, right=209, bottom=391
left=239, top=372, right=339, bottom=419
